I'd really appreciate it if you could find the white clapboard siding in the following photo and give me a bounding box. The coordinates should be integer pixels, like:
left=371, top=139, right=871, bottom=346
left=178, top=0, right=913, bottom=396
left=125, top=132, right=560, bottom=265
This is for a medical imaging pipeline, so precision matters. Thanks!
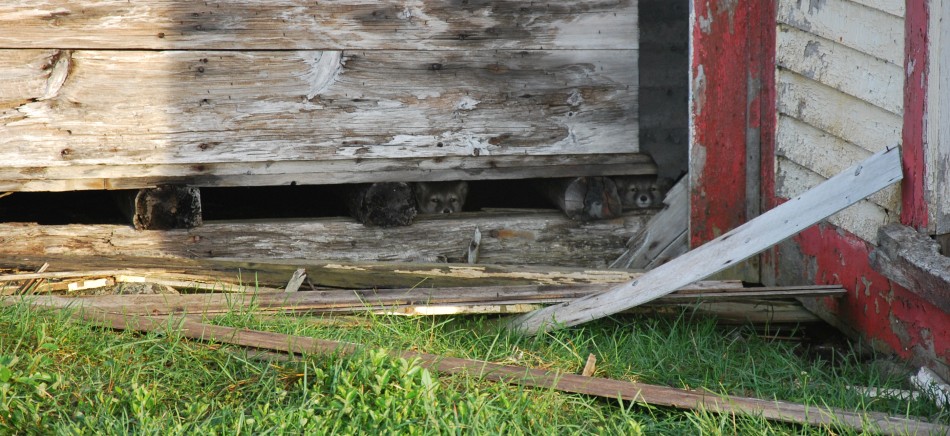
left=777, top=25, right=903, bottom=114
left=0, top=49, right=637, bottom=168
left=776, top=116, right=900, bottom=212
left=0, top=1, right=638, bottom=50
left=778, top=0, right=903, bottom=65
left=849, top=0, right=905, bottom=17
left=777, top=70, right=901, bottom=153
left=776, top=157, right=890, bottom=243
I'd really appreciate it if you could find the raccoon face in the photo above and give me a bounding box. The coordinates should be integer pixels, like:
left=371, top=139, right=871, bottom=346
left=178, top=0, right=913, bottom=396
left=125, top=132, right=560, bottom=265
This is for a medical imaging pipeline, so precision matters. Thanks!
left=616, top=177, right=671, bottom=209
left=414, top=181, right=469, bottom=214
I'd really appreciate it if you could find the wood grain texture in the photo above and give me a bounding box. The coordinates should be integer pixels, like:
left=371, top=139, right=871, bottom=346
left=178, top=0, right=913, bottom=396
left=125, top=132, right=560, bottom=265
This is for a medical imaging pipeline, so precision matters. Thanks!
left=0, top=210, right=650, bottom=268
left=509, top=147, right=903, bottom=334
left=0, top=48, right=640, bottom=189
left=870, top=223, right=950, bottom=313
left=0, top=1, right=637, bottom=50
left=777, top=0, right=904, bottom=65
left=776, top=25, right=903, bottom=114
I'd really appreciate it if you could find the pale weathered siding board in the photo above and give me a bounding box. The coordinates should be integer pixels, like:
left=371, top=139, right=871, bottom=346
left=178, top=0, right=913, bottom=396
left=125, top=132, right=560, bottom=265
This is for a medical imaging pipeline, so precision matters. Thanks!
left=1, top=48, right=637, bottom=167
left=774, top=0, right=903, bottom=242
left=776, top=157, right=890, bottom=243
left=776, top=25, right=902, bottom=114
left=0, top=1, right=638, bottom=50
left=777, top=70, right=901, bottom=153
left=777, top=0, right=903, bottom=65
left=928, top=0, right=950, bottom=234
left=776, top=115, right=899, bottom=212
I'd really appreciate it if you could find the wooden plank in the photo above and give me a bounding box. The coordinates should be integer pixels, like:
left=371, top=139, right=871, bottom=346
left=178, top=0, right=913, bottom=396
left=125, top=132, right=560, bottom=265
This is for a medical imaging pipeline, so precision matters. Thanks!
left=24, top=307, right=947, bottom=435
left=776, top=25, right=903, bottom=114
left=508, top=147, right=903, bottom=334
left=0, top=48, right=637, bottom=164
left=849, top=0, right=905, bottom=17
left=928, top=0, right=950, bottom=234
left=0, top=154, right=656, bottom=192
left=776, top=115, right=900, bottom=212
left=869, top=223, right=950, bottom=313
left=777, top=0, right=904, bottom=65
left=777, top=70, right=902, bottom=153
left=0, top=1, right=638, bottom=50
left=0, top=210, right=650, bottom=268
left=776, top=157, right=891, bottom=243
left=610, top=177, right=688, bottom=269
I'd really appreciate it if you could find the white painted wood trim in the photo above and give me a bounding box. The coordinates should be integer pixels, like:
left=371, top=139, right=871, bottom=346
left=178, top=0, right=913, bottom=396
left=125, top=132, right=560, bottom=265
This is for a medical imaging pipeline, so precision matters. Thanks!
left=927, top=0, right=950, bottom=234
left=509, top=147, right=903, bottom=334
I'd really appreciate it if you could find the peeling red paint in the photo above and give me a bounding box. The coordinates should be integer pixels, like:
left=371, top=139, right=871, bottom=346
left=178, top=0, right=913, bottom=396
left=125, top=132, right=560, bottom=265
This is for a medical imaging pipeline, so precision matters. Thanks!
left=689, top=1, right=775, bottom=246
left=901, top=1, right=930, bottom=229
left=792, top=225, right=949, bottom=369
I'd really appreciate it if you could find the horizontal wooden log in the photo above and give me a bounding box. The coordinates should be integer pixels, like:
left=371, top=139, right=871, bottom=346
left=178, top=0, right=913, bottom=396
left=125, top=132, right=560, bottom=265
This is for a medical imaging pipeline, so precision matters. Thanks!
left=0, top=210, right=650, bottom=267
left=24, top=306, right=947, bottom=435
left=0, top=1, right=638, bottom=50
left=1, top=48, right=639, bottom=190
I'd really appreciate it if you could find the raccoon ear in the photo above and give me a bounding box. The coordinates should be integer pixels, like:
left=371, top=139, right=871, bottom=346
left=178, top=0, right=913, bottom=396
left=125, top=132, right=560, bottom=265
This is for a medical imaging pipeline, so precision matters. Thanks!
left=456, top=181, right=469, bottom=198
left=413, top=182, right=430, bottom=197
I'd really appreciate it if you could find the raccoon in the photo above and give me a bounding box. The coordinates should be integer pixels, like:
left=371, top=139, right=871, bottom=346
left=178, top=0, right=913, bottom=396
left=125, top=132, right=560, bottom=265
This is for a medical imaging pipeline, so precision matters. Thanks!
left=413, top=181, right=469, bottom=214
left=614, top=176, right=672, bottom=209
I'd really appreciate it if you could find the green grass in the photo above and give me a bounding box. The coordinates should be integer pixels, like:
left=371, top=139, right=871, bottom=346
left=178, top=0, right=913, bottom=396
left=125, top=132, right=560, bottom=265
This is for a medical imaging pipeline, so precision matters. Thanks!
left=0, top=301, right=946, bottom=434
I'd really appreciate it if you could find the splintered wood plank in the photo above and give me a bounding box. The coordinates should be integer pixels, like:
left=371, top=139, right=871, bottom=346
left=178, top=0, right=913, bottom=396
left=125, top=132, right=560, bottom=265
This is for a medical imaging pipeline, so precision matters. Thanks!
left=0, top=1, right=637, bottom=50
left=508, top=147, right=903, bottom=334
left=776, top=25, right=903, bottom=114
left=19, top=307, right=946, bottom=435
left=0, top=210, right=650, bottom=268
left=0, top=48, right=639, bottom=189
left=777, top=70, right=901, bottom=153
left=777, top=0, right=903, bottom=65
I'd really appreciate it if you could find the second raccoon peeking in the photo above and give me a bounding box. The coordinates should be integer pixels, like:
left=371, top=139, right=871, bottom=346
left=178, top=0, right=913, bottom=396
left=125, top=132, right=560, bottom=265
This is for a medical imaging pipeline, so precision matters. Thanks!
left=412, top=176, right=673, bottom=215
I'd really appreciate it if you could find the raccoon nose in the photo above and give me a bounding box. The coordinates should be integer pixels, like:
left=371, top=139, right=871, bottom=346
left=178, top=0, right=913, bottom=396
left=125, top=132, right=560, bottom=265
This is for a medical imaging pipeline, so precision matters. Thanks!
left=442, top=208, right=452, bottom=214
left=638, top=194, right=650, bottom=203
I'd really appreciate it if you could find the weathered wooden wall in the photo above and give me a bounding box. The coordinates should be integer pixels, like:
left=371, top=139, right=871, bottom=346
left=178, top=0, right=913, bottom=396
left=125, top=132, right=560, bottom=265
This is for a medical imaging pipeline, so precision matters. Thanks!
left=0, top=1, right=643, bottom=192
left=638, top=0, right=688, bottom=179
left=924, top=0, right=950, bottom=235
left=775, top=0, right=904, bottom=243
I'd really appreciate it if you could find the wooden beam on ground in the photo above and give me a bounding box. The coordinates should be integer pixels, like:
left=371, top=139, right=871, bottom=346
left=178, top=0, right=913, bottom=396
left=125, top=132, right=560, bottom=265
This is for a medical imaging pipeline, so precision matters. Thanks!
left=0, top=210, right=649, bottom=267
left=611, top=177, right=688, bottom=269
left=869, top=223, right=950, bottom=313
left=29, top=307, right=949, bottom=435
left=509, top=147, right=903, bottom=335
left=6, top=284, right=843, bottom=318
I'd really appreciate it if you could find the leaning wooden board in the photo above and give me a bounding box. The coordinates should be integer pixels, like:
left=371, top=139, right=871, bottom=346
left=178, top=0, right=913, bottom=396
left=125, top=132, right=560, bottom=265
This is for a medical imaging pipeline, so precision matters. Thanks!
left=0, top=1, right=642, bottom=191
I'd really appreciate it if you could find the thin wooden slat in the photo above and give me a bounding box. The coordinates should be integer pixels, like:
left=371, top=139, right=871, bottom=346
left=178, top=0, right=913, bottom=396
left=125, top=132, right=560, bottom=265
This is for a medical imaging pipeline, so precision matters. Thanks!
left=776, top=25, right=903, bottom=114
left=777, top=0, right=903, bottom=65
left=776, top=157, right=891, bottom=244
left=18, top=307, right=945, bottom=435
left=776, top=115, right=900, bottom=212
left=508, top=147, right=903, bottom=334
left=777, top=70, right=901, bottom=154
left=0, top=1, right=638, bottom=50
left=848, top=0, right=905, bottom=18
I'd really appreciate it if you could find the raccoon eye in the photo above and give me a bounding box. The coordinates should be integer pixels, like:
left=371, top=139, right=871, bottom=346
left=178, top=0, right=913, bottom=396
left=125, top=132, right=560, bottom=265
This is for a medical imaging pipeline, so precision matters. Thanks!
left=449, top=198, right=458, bottom=203
left=650, top=187, right=659, bottom=192
left=430, top=198, right=439, bottom=203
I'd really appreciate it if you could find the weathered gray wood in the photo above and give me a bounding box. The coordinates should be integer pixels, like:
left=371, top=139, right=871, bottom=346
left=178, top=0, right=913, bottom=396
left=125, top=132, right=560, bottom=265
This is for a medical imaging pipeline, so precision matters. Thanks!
left=0, top=210, right=649, bottom=267
left=536, top=177, right=622, bottom=221
left=869, top=223, right=950, bottom=313
left=0, top=48, right=638, bottom=191
left=24, top=307, right=949, bottom=435
left=509, top=147, right=903, bottom=334
left=610, top=177, right=687, bottom=269
left=0, top=1, right=638, bottom=50
left=343, top=182, right=416, bottom=227
left=0, top=154, right=656, bottom=192
left=928, top=0, right=950, bottom=235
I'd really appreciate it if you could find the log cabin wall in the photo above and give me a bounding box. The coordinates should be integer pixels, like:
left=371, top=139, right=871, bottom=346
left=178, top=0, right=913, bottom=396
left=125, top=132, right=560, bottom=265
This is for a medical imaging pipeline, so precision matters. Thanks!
left=0, top=1, right=648, bottom=192
left=774, top=0, right=905, bottom=244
